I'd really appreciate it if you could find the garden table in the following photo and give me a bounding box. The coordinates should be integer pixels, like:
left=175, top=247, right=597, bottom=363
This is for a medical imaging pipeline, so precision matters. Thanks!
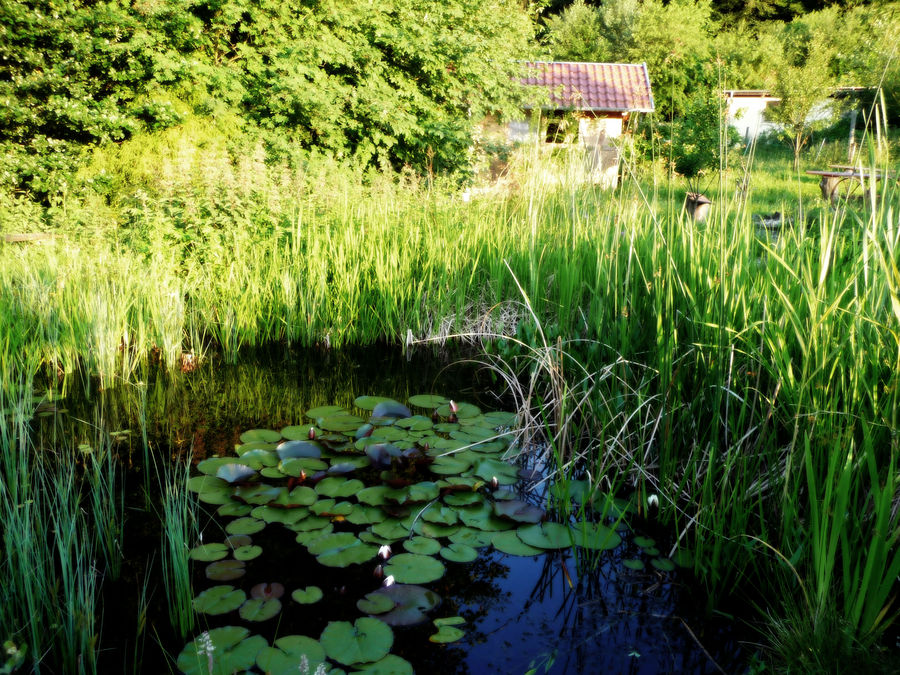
left=806, top=166, right=895, bottom=204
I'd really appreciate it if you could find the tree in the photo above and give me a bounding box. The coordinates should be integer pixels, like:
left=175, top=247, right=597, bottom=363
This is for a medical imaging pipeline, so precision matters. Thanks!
left=767, top=18, right=839, bottom=170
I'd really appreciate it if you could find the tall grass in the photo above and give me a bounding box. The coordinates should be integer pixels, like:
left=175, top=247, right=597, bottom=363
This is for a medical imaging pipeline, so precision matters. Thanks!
left=0, top=114, right=898, bottom=669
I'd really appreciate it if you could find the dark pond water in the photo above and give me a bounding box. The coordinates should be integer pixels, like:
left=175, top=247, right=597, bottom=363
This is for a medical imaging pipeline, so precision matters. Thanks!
left=32, top=344, right=751, bottom=674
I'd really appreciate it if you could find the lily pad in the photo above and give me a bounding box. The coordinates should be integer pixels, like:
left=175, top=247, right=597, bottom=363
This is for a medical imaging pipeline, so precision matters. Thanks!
left=280, top=425, right=316, bottom=441
left=355, top=395, right=394, bottom=411
left=225, top=517, right=265, bottom=535
left=306, top=406, right=346, bottom=419
left=239, top=597, right=282, bottom=622
left=316, top=477, right=365, bottom=498
left=189, top=542, right=229, bottom=562
left=233, top=544, right=263, bottom=561
left=357, top=584, right=440, bottom=627
left=276, top=440, right=322, bottom=460
left=193, top=585, right=246, bottom=615
left=443, top=492, right=483, bottom=507
left=634, top=535, right=656, bottom=548
left=320, top=618, right=393, bottom=666
left=307, top=532, right=378, bottom=567
left=256, top=635, right=327, bottom=675
left=623, top=559, right=645, bottom=571
left=176, top=626, right=266, bottom=675
left=394, top=416, right=433, bottom=431
left=292, top=586, right=324, bottom=604
left=240, top=429, right=282, bottom=444
left=383, top=553, right=446, bottom=584
left=448, top=528, right=495, bottom=548
left=570, top=522, right=621, bottom=551
left=436, top=401, right=480, bottom=419
left=434, top=616, right=466, bottom=626
left=440, top=543, right=478, bottom=563
left=651, top=558, right=676, bottom=572
left=351, top=654, right=414, bottom=674
left=429, top=625, right=465, bottom=643
left=492, top=530, right=543, bottom=556
left=280, top=457, right=329, bottom=475
left=472, top=458, right=520, bottom=485
left=371, top=401, right=412, bottom=419
left=517, top=522, right=573, bottom=550
left=493, top=500, right=545, bottom=524
left=408, top=395, right=448, bottom=409
left=205, top=560, right=246, bottom=581
left=402, top=536, right=442, bottom=555
left=215, top=463, right=258, bottom=484
left=217, top=502, right=251, bottom=517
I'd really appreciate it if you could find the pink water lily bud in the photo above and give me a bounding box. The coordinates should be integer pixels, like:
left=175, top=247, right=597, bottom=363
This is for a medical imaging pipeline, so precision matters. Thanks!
left=308, top=427, right=316, bottom=440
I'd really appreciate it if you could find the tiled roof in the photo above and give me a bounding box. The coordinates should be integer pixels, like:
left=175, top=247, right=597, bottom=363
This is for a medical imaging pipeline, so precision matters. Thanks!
left=522, top=61, right=654, bottom=113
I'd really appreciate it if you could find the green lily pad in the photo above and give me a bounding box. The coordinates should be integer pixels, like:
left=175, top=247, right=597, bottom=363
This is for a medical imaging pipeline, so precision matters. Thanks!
left=493, top=500, right=545, bottom=524
left=188, top=475, right=228, bottom=494
left=280, top=457, right=329, bottom=475
left=347, top=504, right=387, bottom=525
left=457, top=503, right=515, bottom=532
left=634, top=536, right=656, bottom=548
left=440, top=543, right=477, bottom=563
left=350, top=654, right=414, bottom=674
left=225, top=534, right=252, bottom=549
left=448, top=528, right=495, bottom=548
left=394, top=416, right=433, bottom=431
left=292, top=586, right=323, bottom=604
left=651, top=558, right=676, bottom=572
left=472, top=458, right=520, bottom=485
left=272, top=486, right=318, bottom=507
left=239, top=597, right=282, bottom=622
left=240, top=429, right=282, bottom=444
left=306, top=406, right=346, bottom=419
left=357, top=592, right=396, bottom=615
left=434, top=616, right=466, bottom=626
left=517, top=522, right=573, bottom=550
left=481, top=411, right=517, bottom=427
left=383, top=553, right=446, bottom=584
left=256, top=635, right=327, bottom=675
left=320, top=618, right=393, bottom=666
left=307, top=532, right=378, bottom=567
left=189, top=542, right=229, bottom=562
left=316, top=477, right=365, bottom=498
left=311, top=499, right=354, bottom=517
left=225, top=517, right=265, bottom=535
left=492, top=530, right=543, bottom=556
left=290, top=515, right=332, bottom=532
left=233, top=484, right=281, bottom=505
left=403, top=536, right=442, bottom=555
left=570, top=522, right=621, bottom=551
left=294, top=524, right=334, bottom=545
left=429, top=625, right=465, bottom=643
left=443, top=492, right=483, bottom=507
left=642, top=546, right=660, bottom=556
left=623, top=559, right=645, bottom=570
left=193, top=585, right=246, bottom=615
left=280, top=425, right=315, bottom=441
left=319, top=415, right=366, bottom=433
left=421, top=504, right=458, bottom=526
left=205, top=559, right=246, bottom=581
left=371, top=426, right=408, bottom=442
left=355, top=395, right=394, bottom=411
left=370, top=519, right=412, bottom=541
left=252, top=505, right=309, bottom=526
left=233, top=544, right=263, bottom=561
left=429, top=457, right=472, bottom=476
left=217, top=502, right=251, bottom=517
left=436, top=401, right=480, bottom=419
left=176, top=626, right=267, bottom=675
left=408, top=395, right=448, bottom=409
left=357, top=585, right=441, bottom=627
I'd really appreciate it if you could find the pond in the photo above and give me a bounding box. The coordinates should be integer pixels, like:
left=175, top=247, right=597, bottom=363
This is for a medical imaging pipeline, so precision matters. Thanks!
left=31, top=345, right=750, bottom=674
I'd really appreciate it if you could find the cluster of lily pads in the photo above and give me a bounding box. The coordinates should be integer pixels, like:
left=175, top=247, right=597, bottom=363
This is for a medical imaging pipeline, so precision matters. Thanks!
left=179, top=394, right=678, bottom=674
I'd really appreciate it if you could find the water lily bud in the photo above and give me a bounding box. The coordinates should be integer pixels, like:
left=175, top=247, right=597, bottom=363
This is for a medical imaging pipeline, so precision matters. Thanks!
left=382, top=575, right=396, bottom=588
left=490, top=476, right=499, bottom=491
left=378, top=545, right=392, bottom=560
left=431, top=410, right=440, bottom=423
left=449, top=400, right=459, bottom=413
left=308, top=427, right=316, bottom=440
left=373, top=564, right=384, bottom=580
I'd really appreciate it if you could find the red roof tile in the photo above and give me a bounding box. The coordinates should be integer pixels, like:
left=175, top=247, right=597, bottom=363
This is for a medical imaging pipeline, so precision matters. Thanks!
left=521, top=62, right=654, bottom=113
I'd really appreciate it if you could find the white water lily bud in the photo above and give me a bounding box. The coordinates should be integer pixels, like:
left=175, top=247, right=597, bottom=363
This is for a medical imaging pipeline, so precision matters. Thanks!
left=378, top=544, right=392, bottom=560
left=382, top=575, right=396, bottom=587
left=647, top=494, right=659, bottom=509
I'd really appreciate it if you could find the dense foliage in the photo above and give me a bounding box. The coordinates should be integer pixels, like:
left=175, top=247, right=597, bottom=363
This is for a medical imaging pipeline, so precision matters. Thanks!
left=0, top=0, right=534, bottom=195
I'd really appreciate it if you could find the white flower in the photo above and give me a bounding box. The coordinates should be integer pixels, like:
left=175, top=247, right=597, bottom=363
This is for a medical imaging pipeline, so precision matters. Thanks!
left=378, top=545, right=392, bottom=560
left=647, top=494, right=659, bottom=509
left=382, top=575, right=396, bottom=587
